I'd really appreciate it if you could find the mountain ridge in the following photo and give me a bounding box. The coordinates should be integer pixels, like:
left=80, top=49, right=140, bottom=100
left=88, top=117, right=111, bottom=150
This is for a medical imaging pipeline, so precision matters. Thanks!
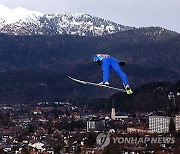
left=0, top=4, right=133, bottom=36
left=0, top=28, right=179, bottom=73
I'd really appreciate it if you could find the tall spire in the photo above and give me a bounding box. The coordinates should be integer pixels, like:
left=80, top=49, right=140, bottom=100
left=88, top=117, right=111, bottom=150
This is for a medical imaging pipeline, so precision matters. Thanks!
left=111, top=98, right=116, bottom=120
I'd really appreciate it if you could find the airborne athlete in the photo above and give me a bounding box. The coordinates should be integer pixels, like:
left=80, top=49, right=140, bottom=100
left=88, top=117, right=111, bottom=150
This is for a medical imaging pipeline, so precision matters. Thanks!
left=93, top=53, right=133, bottom=94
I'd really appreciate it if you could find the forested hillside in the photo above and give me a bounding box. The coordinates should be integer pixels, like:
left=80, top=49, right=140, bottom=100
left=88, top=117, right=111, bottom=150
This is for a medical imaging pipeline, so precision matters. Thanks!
left=0, top=27, right=179, bottom=103
left=84, top=81, right=180, bottom=112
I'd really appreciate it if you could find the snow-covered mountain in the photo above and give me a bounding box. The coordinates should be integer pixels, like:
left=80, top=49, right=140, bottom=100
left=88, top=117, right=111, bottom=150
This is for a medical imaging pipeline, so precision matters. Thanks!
left=0, top=4, right=133, bottom=36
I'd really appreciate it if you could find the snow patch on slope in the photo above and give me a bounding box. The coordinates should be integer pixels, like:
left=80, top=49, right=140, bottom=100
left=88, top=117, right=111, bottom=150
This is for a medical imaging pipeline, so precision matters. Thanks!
left=0, top=4, right=133, bottom=36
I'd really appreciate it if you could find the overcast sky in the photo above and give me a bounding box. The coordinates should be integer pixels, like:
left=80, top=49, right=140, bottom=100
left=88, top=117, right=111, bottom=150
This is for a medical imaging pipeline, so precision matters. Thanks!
left=0, top=0, right=179, bottom=33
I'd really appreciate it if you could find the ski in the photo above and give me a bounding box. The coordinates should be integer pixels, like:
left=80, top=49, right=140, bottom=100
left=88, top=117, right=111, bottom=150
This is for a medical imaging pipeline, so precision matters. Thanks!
left=68, top=76, right=126, bottom=92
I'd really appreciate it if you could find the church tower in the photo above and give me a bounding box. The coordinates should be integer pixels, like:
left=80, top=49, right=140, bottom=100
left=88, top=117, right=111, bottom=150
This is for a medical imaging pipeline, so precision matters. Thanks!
left=111, top=99, right=116, bottom=120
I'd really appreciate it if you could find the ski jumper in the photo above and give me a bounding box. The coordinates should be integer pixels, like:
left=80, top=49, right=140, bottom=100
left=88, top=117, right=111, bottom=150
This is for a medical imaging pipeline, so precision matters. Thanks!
left=93, top=54, right=129, bottom=86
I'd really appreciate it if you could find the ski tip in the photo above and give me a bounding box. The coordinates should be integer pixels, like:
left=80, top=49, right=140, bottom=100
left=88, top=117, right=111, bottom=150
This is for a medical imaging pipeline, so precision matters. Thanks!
left=68, top=76, right=72, bottom=79
left=68, top=76, right=74, bottom=80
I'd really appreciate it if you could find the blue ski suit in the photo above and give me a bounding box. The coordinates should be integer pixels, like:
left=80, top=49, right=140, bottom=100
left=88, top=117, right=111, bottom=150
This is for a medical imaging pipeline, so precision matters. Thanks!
left=93, top=54, right=129, bottom=85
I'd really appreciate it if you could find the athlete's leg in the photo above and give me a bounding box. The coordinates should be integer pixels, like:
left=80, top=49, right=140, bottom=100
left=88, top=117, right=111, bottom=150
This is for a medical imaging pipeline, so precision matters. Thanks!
left=110, top=59, right=129, bottom=85
left=111, top=58, right=133, bottom=94
left=102, top=58, right=111, bottom=83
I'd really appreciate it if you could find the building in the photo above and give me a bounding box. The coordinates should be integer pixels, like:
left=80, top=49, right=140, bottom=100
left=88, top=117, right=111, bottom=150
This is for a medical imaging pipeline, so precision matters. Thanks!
left=87, top=117, right=106, bottom=131
left=127, top=127, right=154, bottom=134
left=149, top=116, right=170, bottom=133
left=33, top=108, right=42, bottom=115
left=28, top=142, right=54, bottom=154
left=175, top=114, right=180, bottom=132
left=111, top=107, right=128, bottom=120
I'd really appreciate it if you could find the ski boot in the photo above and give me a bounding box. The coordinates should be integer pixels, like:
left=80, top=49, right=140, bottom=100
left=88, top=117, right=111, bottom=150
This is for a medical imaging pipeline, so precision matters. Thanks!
left=99, top=81, right=110, bottom=86
left=124, top=84, right=133, bottom=94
